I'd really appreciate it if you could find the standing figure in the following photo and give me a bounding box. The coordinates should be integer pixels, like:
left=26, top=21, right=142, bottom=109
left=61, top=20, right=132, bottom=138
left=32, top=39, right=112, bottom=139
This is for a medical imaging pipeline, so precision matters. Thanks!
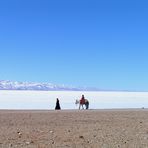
left=55, top=98, right=61, bottom=110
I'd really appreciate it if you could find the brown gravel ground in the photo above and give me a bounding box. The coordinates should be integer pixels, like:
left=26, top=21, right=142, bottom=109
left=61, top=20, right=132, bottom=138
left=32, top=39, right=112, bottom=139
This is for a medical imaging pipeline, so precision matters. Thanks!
left=0, top=109, right=148, bottom=148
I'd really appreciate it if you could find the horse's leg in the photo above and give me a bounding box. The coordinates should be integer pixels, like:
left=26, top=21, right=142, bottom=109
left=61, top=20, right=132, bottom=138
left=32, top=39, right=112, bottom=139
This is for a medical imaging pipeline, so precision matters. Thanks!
left=85, top=104, right=87, bottom=109
left=84, top=103, right=87, bottom=109
left=82, top=104, right=84, bottom=109
left=85, top=103, right=88, bottom=109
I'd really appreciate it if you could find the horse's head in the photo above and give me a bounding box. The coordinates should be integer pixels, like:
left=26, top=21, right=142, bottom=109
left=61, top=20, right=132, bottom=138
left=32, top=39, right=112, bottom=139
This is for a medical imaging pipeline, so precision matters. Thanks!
left=75, top=99, right=79, bottom=105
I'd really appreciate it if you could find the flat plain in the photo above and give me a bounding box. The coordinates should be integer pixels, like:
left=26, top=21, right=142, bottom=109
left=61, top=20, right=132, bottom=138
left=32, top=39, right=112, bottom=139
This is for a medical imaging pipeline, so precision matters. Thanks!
left=0, top=109, right=148, bottom=148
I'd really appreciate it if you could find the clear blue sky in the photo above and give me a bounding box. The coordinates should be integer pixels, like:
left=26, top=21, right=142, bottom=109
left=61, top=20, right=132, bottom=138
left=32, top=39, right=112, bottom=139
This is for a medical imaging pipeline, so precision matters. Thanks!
left=0, top=0, right=148, bottom=91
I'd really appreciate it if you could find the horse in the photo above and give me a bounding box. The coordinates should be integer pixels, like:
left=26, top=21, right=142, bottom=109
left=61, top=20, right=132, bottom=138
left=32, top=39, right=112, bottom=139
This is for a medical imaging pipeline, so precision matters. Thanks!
left=75, top=99, right=89, bottom=110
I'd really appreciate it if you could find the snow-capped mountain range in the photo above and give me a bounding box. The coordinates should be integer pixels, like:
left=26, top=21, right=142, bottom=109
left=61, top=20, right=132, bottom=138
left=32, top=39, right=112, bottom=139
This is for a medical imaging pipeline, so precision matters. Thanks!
left=0, top=80, right=99, bottom=91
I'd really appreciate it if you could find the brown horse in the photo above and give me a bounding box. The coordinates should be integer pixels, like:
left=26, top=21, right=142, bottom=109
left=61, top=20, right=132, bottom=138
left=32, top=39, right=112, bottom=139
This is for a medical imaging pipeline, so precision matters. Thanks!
left=75, top=99, right=89, bottom=110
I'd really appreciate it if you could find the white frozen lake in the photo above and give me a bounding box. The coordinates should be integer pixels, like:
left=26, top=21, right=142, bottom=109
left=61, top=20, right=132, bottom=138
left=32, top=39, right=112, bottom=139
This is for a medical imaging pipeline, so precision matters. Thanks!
left=0, top=90, right=148, bottom=109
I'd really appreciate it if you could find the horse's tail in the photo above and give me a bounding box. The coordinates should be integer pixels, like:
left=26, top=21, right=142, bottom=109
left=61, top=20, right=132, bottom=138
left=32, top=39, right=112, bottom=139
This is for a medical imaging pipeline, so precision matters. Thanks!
left=85, top=99, right=89, bottom=109
left=85, top=99, right=89, bottom=103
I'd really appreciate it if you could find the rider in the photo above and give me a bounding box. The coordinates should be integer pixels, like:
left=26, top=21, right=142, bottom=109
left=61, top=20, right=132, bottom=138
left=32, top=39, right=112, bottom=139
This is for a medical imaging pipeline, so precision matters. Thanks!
left=80, top=95, right=85, bottom=104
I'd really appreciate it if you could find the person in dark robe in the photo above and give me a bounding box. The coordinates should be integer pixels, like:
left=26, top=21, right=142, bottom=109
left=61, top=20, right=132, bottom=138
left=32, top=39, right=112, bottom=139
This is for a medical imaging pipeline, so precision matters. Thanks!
left=55, top=98, right=61, bottom=110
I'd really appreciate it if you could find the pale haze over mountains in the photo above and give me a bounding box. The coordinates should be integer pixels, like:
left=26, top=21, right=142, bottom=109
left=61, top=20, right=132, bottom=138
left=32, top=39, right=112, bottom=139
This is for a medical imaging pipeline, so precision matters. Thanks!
left=0, top=80, right=100, bottom=91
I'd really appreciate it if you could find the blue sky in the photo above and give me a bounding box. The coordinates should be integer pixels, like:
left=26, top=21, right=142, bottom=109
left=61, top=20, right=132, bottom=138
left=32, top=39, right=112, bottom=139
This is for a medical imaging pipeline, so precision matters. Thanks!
left=0, top=0, right=148, bottom=91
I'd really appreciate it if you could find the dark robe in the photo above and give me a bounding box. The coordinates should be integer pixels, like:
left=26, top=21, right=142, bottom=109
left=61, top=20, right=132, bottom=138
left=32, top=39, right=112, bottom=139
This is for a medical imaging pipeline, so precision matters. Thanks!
left=55, top=99, right=61, bottom=110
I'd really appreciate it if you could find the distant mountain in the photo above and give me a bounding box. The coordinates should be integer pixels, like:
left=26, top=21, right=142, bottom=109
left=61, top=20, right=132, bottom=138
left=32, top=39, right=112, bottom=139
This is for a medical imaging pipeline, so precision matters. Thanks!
left=0, top=80, right=100, bottom=91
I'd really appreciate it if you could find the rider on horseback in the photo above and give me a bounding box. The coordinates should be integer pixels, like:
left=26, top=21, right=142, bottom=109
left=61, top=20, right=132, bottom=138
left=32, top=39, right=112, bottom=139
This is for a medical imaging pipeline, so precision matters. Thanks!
left=80, top=95, right=85, bottom=104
